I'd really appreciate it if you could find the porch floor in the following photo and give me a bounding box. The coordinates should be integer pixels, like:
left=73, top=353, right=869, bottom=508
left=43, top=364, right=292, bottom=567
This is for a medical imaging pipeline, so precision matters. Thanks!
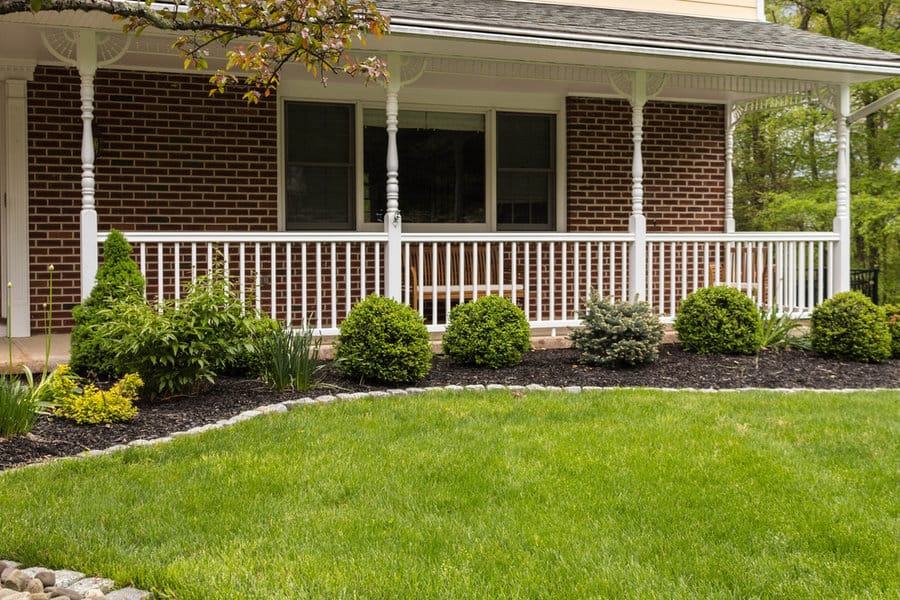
left=0, top=334, right=71, bottom=374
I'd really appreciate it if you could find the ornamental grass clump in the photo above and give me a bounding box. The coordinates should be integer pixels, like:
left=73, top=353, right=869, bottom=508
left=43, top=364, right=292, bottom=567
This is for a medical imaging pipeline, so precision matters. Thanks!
left=70, top=230, right=145, bottom=376
left=810, top=291, right=891, bottom=363
left=336, top=295, right=432, bottom=384
left=570, top=293, right=663, bottom=367
left=442, top=295, right=531, bottom=369
left=257, top=323, right=323, bottom=392
left=674, top=286, right=762, bottom=355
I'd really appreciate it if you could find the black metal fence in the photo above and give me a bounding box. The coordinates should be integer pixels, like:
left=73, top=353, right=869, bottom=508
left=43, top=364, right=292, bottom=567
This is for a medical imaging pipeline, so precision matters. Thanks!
left=851, top=269, right=879, bottom=304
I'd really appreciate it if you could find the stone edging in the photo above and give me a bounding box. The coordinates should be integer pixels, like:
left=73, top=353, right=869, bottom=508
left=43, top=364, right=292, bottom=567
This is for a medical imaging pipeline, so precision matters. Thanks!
left=0, top=560, right=149, bottom=599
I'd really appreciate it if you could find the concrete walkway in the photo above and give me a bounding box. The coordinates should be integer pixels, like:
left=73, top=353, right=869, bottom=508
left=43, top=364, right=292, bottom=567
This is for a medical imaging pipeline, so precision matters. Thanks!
left=0, top=334, right=70, bottom=374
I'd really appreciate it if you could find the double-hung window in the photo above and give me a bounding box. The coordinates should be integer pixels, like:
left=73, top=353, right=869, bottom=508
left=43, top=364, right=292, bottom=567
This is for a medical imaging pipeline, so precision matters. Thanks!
left=283, top=101, right=557, bottom=231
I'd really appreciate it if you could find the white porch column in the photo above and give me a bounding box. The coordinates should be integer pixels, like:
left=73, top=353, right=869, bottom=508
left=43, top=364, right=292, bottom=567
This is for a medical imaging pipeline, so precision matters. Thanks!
left=383, top=79, right=402, bottom=301
left=628, top=71, right=648, bottom=301
left=3, top=78, right=31, bottom=337
left=78, top=31, right=99, bottom=300
left=724, top=103, right=736, bottom=233
left=833, top=84, right=851, bottom=293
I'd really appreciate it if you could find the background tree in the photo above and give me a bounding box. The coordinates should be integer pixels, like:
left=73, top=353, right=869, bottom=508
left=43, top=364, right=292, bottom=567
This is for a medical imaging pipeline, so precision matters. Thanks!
left=734, top=0, right=899, bottom=301
left=0, top=0, right=389, bottom=101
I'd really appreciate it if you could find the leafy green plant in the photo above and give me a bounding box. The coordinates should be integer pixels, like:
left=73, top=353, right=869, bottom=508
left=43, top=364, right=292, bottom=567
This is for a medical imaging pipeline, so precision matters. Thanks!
left=810, top=291, right=891, bottom=363
left=257, top=323, right=323, bottom=392
left=97, top=269, right=272, bottom=398
left=570, top=293, right=663, bottom=367
left=336, top=295, right=432, bottom=384
left=70, top=230, right=145, bottom=376
left=442, top=296, right=531, bottom=369
left=674, top=286, right=763, bottom=355
left=0, top=377, right=34, bottom=437
left=53, top=365, right=141, bottom=425
left=758, top=307, right=802, bottom=350
left=883, top=304, right=900, bottom=359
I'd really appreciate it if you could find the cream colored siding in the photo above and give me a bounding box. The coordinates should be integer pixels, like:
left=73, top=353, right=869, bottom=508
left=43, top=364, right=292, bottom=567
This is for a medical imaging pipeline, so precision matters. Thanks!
left=506, top=0, right=760, bottom=21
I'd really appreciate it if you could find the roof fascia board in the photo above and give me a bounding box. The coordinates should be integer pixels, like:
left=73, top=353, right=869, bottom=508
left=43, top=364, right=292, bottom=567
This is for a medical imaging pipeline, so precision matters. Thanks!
left=390, top=20, right=900, bottom=77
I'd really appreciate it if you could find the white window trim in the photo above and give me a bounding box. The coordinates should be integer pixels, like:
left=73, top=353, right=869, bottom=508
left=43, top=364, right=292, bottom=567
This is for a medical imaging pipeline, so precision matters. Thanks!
left=278, top=94, right=566, bottom=233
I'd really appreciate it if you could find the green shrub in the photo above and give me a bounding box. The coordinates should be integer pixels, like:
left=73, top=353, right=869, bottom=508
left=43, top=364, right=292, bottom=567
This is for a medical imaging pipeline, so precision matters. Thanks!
left=53, top=365, right=141, bottom=425
left=336, top=295, right=432, bottom=384
left=570, top=293, right=663, bottom=367
left=674, top=286, right=762, bottom=355
left=70, top=230, right=145, bottom=376
left=884, top=304, right=900, bottom=359
left=810, top=291, right=891, bottom=363
left=442, top=296, right=531, bottom=369
left=258, top=323, right=323, bottom=392
left=97, top=270, right=272, bottom=398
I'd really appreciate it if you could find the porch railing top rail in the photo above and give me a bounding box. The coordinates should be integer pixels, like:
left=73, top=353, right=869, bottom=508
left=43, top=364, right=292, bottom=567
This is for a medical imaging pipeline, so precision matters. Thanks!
left=402, top=232, right=635, bottom=243
left=647, top=231, right=839, bottom=242
left=99, top=231, right=391, bottom=244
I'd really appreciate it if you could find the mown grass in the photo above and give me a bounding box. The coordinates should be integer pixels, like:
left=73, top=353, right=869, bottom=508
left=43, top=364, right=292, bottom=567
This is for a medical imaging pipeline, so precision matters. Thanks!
left=1, top=389, right=897, bottom=599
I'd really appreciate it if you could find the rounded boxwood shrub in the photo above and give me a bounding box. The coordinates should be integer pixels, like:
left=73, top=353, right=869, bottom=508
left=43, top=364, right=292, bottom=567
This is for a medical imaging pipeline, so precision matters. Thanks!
left=810, top=291, right=890, bottom=363
left=442, top=295, right=531, bottom=368
left=336, top=295, right=432, bottom=384
left=570, top=292, right=663, bottom=367
left=674, top=286, right=762, bottom=355
left=70, top=229, right=145, bottom=376
left=884, top=304, right=900, bottom=359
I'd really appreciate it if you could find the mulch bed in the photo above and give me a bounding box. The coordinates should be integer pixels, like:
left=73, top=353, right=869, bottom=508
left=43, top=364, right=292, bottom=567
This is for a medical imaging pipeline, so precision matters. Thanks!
left=2, top=345, right=897, bottom=471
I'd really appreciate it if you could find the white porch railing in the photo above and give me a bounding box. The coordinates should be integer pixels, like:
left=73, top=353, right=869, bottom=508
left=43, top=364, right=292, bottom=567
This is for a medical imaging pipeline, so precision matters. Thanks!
left=646, top=232, right=839, bottom=320
left=103, top=230, right=838, bottom=336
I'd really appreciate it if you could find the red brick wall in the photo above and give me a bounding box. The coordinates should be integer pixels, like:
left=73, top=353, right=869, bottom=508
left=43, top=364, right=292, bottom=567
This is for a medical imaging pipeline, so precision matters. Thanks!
left=566, top=96, right=725, bottom=233
left=27, top=66, right=278, bottom=330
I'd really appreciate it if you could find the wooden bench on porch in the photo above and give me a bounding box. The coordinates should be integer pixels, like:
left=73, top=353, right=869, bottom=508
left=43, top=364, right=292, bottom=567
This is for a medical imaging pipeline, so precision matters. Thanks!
left=407, top=243, right=524, bottom=310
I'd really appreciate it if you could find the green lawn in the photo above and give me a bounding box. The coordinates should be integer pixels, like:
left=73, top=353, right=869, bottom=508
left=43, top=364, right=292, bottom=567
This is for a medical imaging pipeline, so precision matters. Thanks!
left=1, top=389, right=898, bottom=599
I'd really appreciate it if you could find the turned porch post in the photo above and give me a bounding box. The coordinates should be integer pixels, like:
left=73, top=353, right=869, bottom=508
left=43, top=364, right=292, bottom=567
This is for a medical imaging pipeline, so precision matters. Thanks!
left=78, top=31, right=99, bottom=300
left=383, top=78, right=402, bottom=301
left=628, top=71, right=648, bottom=301
left=724, top=103, right=736, bottom=233
left=832, top=84, right=851, bottom=294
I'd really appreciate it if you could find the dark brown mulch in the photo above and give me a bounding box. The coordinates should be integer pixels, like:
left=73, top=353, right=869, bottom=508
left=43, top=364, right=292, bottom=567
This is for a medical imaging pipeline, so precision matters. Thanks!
left=2, top=345, right=897, bottom=471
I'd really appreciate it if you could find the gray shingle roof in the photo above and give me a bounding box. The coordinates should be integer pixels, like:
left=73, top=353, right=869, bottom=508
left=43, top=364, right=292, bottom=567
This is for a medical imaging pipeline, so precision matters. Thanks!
left=377, top=0, right=899, bottom=66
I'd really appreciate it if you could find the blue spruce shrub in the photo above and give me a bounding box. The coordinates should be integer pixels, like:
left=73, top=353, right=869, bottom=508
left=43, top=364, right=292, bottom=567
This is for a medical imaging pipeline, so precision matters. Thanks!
left=570, top=293, right=663, bottom=367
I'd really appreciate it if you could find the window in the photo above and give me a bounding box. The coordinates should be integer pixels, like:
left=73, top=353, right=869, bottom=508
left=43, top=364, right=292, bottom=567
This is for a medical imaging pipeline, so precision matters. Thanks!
left=364, top=109, right=485, bottom=224
left=284, top=102, right=355, bottom=230
left=496, top=112, right=556, bottom=229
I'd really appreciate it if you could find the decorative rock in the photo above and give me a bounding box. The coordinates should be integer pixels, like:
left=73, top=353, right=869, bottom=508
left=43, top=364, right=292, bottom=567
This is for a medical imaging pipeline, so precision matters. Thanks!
left=526, top=384, right=546, bottom=390
left=51, top=572, right=85, bottom=589
left=564, top=386, right=582, bottom=394
left=368, top=391, right=390, bottom=398
left=127, top=439, right=152, bottom=447
left=486, top=384, right=507, bottom=391
left=423, top=386, right=445, bottom=392
left=404, top=387, right=426, bottom=394
left=69, top=577, right=114, bottom=595
left=314, top=395, right=336, bottom=403
left=105, top=588, right=151, bottom=600
left=25, top=578, right=44, bottom=594
left=2, top=570, right=30, bottom=591
left=48, top=588, right=83, bottom=600
left=465, top=384, right=485, bottom=391
left=82, top=590, right=106, bottom=600
left=30, top=594, right=51, bottom=600
left=0, top=563, right=20, bottom=575
left=103, top=445, right=127, bottom=453
left=444, top=385, right=464, bottom=391
left=0, top=591, right=28, bottom=600
left=0, top=567, right=15, bottom=584
left=386, top=389, right=408, bottom=396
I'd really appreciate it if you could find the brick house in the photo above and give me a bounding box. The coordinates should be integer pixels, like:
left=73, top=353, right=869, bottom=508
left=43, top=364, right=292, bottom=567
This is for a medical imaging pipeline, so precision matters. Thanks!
left=0, top=0, right=898, bottom=337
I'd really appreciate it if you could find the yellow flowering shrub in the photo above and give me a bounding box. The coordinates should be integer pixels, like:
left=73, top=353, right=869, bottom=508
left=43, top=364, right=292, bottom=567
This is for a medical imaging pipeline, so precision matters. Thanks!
left=54, top=370, right=142, bottom=425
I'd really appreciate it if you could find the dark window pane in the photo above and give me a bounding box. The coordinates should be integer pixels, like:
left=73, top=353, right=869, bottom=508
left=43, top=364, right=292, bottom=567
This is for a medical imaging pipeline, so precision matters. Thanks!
left=364, top=110, right=485, bottom=224
left=498, top=113, right=553, bottom=169
left=284, top=102, right=354, bottom=230
left=497, top=112, right=555, bottom=228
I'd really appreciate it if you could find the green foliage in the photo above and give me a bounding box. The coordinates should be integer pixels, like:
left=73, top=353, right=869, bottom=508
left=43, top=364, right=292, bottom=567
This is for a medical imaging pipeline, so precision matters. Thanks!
left=675, top=286, right=763, bottom=355
left=53, top=365, right=141, bottom=425
left=570, top=293, right=663, bottom=367
left=336, top=295, right=432, bottom=384
left=758, top=307, right=803, bottom=350
left=257, top=324, right=323, bottom=392
left=70, top=230, right=145, bottom=376
left=884, top=304, right=900, bottom=359
left=442, top=296, right=531, bottom=369
left=96, top=270, right=273, bottom=398
left=811, top=291, right=891, bottom=363
left=0, top=377, right=36, bottom=437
